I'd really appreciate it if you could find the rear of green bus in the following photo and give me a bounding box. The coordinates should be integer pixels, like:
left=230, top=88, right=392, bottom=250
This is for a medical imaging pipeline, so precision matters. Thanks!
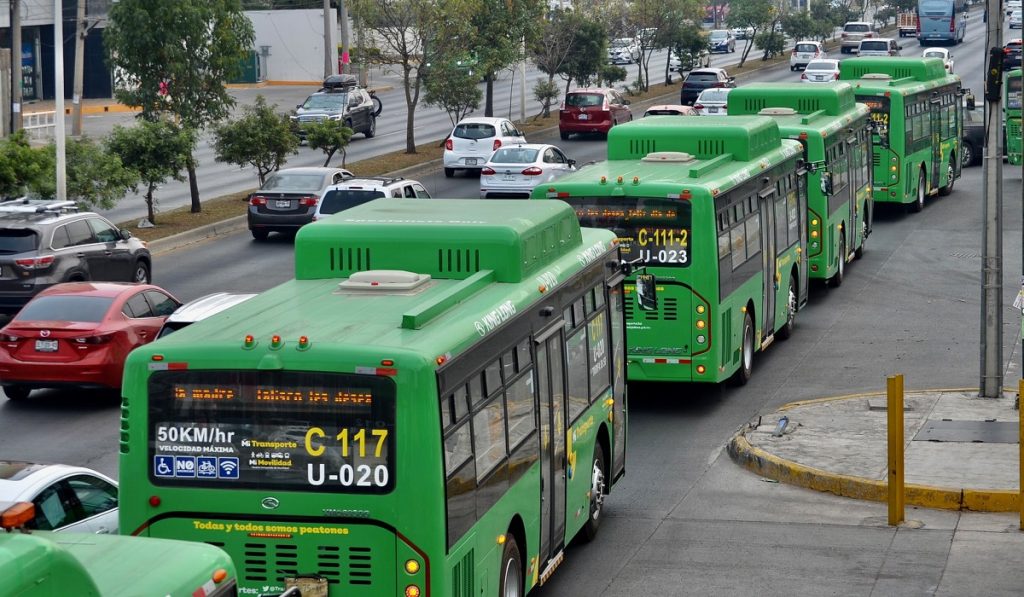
left=1005, top=69, right=1022, bottom=166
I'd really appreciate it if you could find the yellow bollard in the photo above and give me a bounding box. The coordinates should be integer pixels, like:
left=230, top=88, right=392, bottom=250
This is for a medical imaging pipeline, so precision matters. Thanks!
left=887, top=374, right=905, bottom=526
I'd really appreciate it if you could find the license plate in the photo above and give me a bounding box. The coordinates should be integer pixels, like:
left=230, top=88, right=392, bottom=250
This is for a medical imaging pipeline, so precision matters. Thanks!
left=578, top=114, right=589, bottom=120
left=466, top=158, right=477, bottom=166
left=503, top=174, right=515, bottom=181
left=35, top=340, right=58, bottom=352
left=708, top=107, right=718, bottom=113
left=275, top=200, right=291, bottom=208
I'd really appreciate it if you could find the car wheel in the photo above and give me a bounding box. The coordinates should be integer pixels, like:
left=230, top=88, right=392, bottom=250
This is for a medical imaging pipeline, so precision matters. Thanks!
left=560, top=131, right=569, bottom=141
left=444, top=167, right=455, bottom=178
left=133, top=261, right=151, bottom=284
left=909, top=168, right=926, bottom=213
left=344, top=118, right=353, bottom=131
left=364, top=115, right=376, bottom=138
left=939, top=160, right=955, bottom=196
left=3, top=384, right=31, bottom=401
left=251, top=229, right=269, bottom=241
left=961, top=142, right=974, bottom=167
left=581, top=446, right=607, bottom=542
left=498, top=533, right=523, bottom=597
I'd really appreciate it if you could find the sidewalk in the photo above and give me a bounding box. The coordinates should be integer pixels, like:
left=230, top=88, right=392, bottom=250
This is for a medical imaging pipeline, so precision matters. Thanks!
left=729, top=388, right=1022, bottom=513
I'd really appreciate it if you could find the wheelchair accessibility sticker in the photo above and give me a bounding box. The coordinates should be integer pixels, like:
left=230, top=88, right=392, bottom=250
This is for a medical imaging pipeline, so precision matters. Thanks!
left=154, top=455, right=174, bottom=478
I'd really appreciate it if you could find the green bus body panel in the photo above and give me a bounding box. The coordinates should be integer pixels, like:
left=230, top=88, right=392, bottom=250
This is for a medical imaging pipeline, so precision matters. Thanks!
left=1006, top=69, right=1022, bottom=166
left=607, top=115, right=784, bottom=162
left=838, top=56, right=949, bottom=82
left=728, top=82, right=858, bottom=117
left=294, top=199, right=583, bottom=283
left=120, top=199, right=619, bottom=597
left=0, top=530, right=235, bottom=597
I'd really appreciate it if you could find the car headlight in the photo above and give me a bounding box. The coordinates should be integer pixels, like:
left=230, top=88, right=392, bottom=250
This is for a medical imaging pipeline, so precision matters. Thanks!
left=329, top=115, right=343, bottom=121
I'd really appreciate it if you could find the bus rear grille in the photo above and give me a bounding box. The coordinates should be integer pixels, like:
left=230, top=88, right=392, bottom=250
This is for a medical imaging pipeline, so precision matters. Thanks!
left=797, top=99, right=820, bottom=112
left=452, top=550, right=474, bottom=597
left=698, top=139, right=725, bottom=157
left=629, top=138, right=657, bottom=157
left=348, top=546, right=372, bottom=585
left=438, top=248, right=481, bottom=274
left=743, top=98, right=766, bottom=113
left=238, top=542, right=372, bottom=586
left=329, top=247, right=372, bottom=272
left=624, top=297, right=677, bottom=320
left=1009, top=119, right=1022, bottom=139
left=317, top=545, right=342, bottom=583
left=872, top=153, right=880, bottom=167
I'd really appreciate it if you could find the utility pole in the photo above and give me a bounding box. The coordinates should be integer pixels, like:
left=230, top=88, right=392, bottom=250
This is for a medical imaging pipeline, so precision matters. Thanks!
left=54, top=0, right=66, bottom=201
left=323, top=0, right=333, bottom=78
left=71, top=0, right=86, bottom=137
left=980, top=0, right=1003, bottom=397
left=339, top=0, right=350, bottom=75
left=11, top=0, right=22, bottom=132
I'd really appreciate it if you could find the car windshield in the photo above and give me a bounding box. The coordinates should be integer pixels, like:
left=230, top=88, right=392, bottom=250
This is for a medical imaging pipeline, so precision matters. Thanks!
left=262, top=173, right=325, bottom=192
left=806, top=60, right=837, bottom=70
left=301, top=94, right=346, bottom=110
left=318, top=190, right=386, bottom=216
left=860, top=41, right=887, bottom=50
left=490, top=147, right=540, bottom=163
left=795, top=43, right=818, bottom=52
left=15, top=295, right=113, bottom=322
left=710, top=31, right=728, bottom=40
left=845, top=23, right=870, bottom=32
left=453, top=123, right=497, bottom=139
left=698, top=88, right=730, bottom=101
left=0, top=229, right=38, bottom=254
left=566, top=93, right=604, bottom=107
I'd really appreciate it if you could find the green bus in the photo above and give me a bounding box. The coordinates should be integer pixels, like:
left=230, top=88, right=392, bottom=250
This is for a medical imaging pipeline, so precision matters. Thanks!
left=1, top=501, right=238, bottom=597
left=839, top=57, right=963, bottom=212
left=118, top=199, right=628, bottom=597
left=1004, top=68, right=1022, bottom=166
left=729, top=83, right=873, bottom=286
left=533, top=116, right=808, bottom=385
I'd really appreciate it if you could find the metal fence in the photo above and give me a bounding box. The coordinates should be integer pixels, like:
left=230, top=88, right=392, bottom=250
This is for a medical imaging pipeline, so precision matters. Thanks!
left=22, top=111, right=56, bottom=143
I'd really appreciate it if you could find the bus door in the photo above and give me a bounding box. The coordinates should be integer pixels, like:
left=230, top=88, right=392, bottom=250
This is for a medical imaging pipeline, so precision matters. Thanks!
left=534, top=323, right=567, bottom=566
left=758, top=189, right=777, bottom=338
left=929, top=99, right=943, bottom=190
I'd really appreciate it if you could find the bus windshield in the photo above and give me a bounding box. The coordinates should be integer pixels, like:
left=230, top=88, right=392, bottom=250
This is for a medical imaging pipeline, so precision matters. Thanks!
left=569, top=197, right=691, bottom=267
left=148, top=370, right=396, bottom=493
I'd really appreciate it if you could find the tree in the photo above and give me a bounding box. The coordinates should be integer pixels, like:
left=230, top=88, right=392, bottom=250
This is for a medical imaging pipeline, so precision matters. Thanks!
left=653, top=2, right=707, bottom=85
left=105, top=120, right=194, bottom=226
left=105, top=0, right=255, bottom=213
left=469, top=0, right=544, bottom=117
left=303, top=120, right=354, bottom=167
left=728, top=0, right=778, bottom=67
left=212, top=95, right=299, bottom=187
left=557, top=16, right=607, bottom=93
left=533, top=78, right=560, bottom=118
left=755, top=29, right=786, bottom=60
left=624, top=0, right=704, bottom=92
left=529, top=8, right=580, bottom=87
left=667, top=23, right=710, bottom=83
left=28, top=138, right=139, bottom=209
left=0, top=132, right=54, bottom=200
left=423, top=61, right=483, bottom=127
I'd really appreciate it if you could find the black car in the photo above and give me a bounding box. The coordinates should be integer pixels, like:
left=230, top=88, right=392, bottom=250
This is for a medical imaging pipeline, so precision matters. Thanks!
left=246, top=167, right=353, bottom=241
left=291, top=75, right=378, bottom=140
left=1003, top=39, right=1022, bottom=70
left=961, top=102, right=983, bottom=167
left=680, top=68, right=736, bottom=105
left=0, top=199, right=151, bottom=315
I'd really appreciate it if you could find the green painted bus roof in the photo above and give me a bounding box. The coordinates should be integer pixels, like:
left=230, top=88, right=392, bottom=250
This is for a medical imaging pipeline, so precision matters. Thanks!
left=607, top=115, right=784, bottom=161
left=839, top=57, right=958, bottom=93
left=729, top=82, right=858, bottom=117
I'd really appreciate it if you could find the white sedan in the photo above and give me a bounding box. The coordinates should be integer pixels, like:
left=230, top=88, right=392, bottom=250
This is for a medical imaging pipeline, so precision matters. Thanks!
left=801, top=59, right=841, bottom=83
left=0, top=461, right=119, bottom=533
left=480, top=144, right=577, bottom=199
left=922, top=48, right=954, bottom=73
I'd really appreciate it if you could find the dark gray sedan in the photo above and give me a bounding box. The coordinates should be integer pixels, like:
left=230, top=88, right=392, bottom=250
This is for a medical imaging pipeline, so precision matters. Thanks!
left=246, top=167, right=353, bottom=241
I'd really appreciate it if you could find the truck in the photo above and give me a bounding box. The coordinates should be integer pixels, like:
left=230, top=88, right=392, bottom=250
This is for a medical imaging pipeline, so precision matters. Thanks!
left=0, top=501, right=239, bottom=597
left=897, top=12, right=918, bottom=37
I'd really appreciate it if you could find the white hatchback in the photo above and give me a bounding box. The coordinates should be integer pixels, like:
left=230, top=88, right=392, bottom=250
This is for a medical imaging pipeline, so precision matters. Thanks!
left=0, top=461, right=119, bottom=533
left=790, top=40, right=826, bottom=71
left=694, top=87, right=731, bottom=116
left=480, top=144, right=577, bottom=198
left=444, top=117, right=526, bottom=178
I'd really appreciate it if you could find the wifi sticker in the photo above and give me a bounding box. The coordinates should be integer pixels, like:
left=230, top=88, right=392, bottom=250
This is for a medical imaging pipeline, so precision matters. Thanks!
left=218, top=457, right=240, bottom=479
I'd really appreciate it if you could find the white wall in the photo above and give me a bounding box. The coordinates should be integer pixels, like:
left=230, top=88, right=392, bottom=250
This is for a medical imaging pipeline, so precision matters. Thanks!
left=246, top=9, right=339, bottom=83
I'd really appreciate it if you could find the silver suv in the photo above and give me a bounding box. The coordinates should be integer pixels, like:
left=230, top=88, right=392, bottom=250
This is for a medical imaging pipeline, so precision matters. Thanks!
left=312, top=178, right=431, bottom=222
left=841, top=22, right=877, bottom=53
left=0, top=199, right=151, bottom=315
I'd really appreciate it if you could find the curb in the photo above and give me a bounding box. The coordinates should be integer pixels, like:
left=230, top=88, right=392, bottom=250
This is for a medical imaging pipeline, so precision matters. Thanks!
left=727, top=390, right=1021, bottom=513
left=148, top=215, right=247, bottom=256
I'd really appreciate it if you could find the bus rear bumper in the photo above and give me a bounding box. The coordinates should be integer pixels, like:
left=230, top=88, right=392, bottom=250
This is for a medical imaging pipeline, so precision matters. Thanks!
left=628, top=358, right=697, bottom=382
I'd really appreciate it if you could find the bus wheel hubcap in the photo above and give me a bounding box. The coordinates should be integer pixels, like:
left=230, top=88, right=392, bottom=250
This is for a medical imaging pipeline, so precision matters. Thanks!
left=788, top=287, right=796, bottom=324
left=503, top=558, right=521, bottom=597
left=590, top=460, right=606, bottom=520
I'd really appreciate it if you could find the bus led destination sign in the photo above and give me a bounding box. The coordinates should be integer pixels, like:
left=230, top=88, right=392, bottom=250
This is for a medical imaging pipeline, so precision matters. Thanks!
left=172, top=383, right=374, bottom=407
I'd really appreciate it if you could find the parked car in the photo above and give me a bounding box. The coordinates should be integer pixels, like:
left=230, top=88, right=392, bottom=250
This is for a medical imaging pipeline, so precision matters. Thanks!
left=694, top=87, right=732, bottom=116
left=1004, top=39, right=1023, bottom=70
left=558, top=88, right=633, bottom=140
left=290, top=74, right=378, bottom=140
left=480, top=144, right=577, bottom=198
left=312, top=177, right=431, bottom=221
left=0, top=461, right=118, bottom=533
left=857, top=37, right=901, bottom=57
left=643, top=104, right=699, bottom=117
left=730, top=26, right=755, bottom=40
left=444, top=117, right=526, bottom=177
left=1012, top=9, right=1023, bottom=28
left=961, top=99, right=983, bottom=167
left=790, top=40, right=826, bottom=71
left=0, top=282, right=180, bottom=400
left=680, top=68, right=735, bottom=105
left=708, top=29, right=736, bottom=53
left=607, top=38, right=640, bottom=64
left=1009, top=0, right=1022, bottom=16
left=157, top=292, right=257, bottom=338
left=801, top=59, right=841, bottom=83
left=670, top=47, right=711, bottom=72
left=922, top=48, right=954, bottom=73
left=246, top=167, right=353, bottom=241
left=841, top=21, right=876, bottom=53
left=0, top=199, right=152, bottom=316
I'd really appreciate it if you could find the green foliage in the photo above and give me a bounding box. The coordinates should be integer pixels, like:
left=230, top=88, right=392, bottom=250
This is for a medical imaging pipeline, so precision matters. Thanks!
left=0, top=132, right=53, bottom=200
left=422, top=51, right=483, bottom=128
left=755, top=30, right=786, bottom=60
left=528, top=9, right=579, bottom=82
left=600, top=64, right=628, bottom=88
left=28, top=138, right=139, bottom=209
left=729, top=0, right=778, bottom=66
left=213, top=95, right=299, bottom=187
left=533, top=78, right=560, bottom=118
left=303, top=120, right=354, bottom=168
left=558, top=16, right=607, bottom=90
left=105, top=120, right=195, bottom=225
left=781, top=12, right=816, bottom=42
left=469, top=0, right=544, bottom=113
left=670, top=23, right=710, bottom=67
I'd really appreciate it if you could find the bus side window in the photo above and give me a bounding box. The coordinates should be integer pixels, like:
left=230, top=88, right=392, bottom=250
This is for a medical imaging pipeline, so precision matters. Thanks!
left=472, top=395, right=507, bottom=481
left=505, top=370, right=536, bottom=450
left=587, top=310, right=610, bottom=400
left=565, top=326, right=590, bottom=421
left=484, top=361, right=502, bottom=397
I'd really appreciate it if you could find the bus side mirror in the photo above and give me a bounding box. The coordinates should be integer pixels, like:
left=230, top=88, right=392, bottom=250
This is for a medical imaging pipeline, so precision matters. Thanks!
left=636, top=273, right=658, bottom=311
left=966, top=94, right=976, bottom=110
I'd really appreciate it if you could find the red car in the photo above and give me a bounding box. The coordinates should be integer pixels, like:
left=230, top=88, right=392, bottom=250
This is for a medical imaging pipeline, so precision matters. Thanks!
left=559, top=88, right=633, bottom=140
left=0, top=282, right=180, bottom=400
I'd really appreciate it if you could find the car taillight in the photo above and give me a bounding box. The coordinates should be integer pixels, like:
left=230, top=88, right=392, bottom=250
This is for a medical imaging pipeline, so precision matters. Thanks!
left=865, top=32, right=873, bottom=38
left=722, top=104, right=727, bottom=111
left=792, top=49, right=797, bottom=55
left=249, top=195, right=268, bottom=206
left=14, top=256, right=54, bottom=270
left=889, top=50, right=896, bottom=56
left=72, top=334, right=113, bottom=346
left=800, top=72, right=807, bottom=80
left=492, top=139, right=502, bottom=151
left=1, top=334, right=21, bottom=342
left=481, top=167, right=496, bottom=176
left=693, top=103, right=704, bottom=109
left=299, top=195, right=318, bottom=207
left=834, top=72, right=840, bottom=79
left=950, top=16, right=954, bottom=32
left=521, top=167, right=543, bottom=176
left=841, top=32, right=847, bottom=38
left=445, top=138, right=453, bottom=151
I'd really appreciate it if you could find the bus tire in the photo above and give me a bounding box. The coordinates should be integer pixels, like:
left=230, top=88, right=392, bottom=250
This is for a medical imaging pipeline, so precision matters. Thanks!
left=938, top=160, right=955, bottom=196
left=855, top=219, right=867, bottom=260
left=908, top=168, right=926, bottom=213
left=777, top=278, right=797, bottom=340
left=581, top=446, right=607, bottom=542
left=830, top=233, right=845, bottom=287
left=498, top=533, right=523, bottom=597
left=731, top=312, right=754, bottom=386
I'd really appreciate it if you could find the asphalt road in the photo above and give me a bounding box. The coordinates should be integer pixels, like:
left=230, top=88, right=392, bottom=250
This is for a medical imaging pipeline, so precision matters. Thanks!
left=6, top=11, right=1024, bottom=595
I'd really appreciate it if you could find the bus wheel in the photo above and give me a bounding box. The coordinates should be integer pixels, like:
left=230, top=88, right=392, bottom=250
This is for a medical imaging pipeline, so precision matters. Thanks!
left=778, top=279, right=797, bottom=340
left=909, top=168, right=926, bottom=213
left=938, top=160, right=955, bottom=196
left=854, top=219, right=867, bottom=260
left=582, top=447, right=607, bottom=542
left=498, top=534, right=523, bottom=597
left=830, top=233, right=845, bottom=287
left=731, top=312, right=754, bottom=386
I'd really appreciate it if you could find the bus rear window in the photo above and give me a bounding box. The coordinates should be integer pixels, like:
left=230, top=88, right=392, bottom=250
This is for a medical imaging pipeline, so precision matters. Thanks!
left=569, top=196, right=691, bottom=267
left=148, top=370, right=396, bottom=494
left=319, top=189, right=386, bottom=215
